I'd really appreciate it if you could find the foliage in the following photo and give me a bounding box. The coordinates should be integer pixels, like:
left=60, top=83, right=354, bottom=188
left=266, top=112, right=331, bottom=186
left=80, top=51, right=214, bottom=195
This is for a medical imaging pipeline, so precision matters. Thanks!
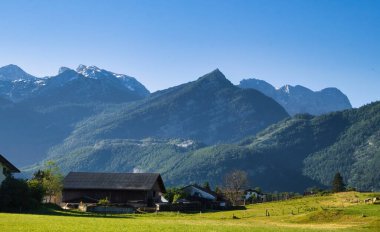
left=163, top=188, right=187, bottom=203
left=29, top=161, right=63, bottom=203
left=98, top=197, right=110, bottom=206
left=0, top=177, right=43, bottom=212
left=27, top=179, right=45, bottom=204
left=202, top=182, right=211, bottom=191
left=332, top=172, right=346, bottom=192
left=172, top=192, right=187, bottom=203
left=223, top=170, right=248, bottom=206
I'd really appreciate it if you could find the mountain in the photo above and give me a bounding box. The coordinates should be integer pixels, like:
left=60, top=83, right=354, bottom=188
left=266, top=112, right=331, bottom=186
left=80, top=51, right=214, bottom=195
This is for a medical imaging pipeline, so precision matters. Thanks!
left=0, top=64, right=36, bottom=81
left=41, top=69, right=289, bottom=152
left=0, top=65, right=43, bottom=101
left=0, top=64, right=151, bottom=166
left=75, top=65, right=149, bottom=97
left=239, top=78, right=352, bottom=116
left=0, top=64, right=150, bottom=102
left=22, top=69, right=146, bottom=106
left=26, top=101, right=380, bottom=192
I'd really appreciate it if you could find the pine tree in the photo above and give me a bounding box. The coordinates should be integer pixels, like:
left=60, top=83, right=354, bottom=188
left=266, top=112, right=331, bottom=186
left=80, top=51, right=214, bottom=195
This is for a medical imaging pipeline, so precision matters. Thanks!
left=332, top=172, right=345, bottom=192
left=202, top=181, right=211, bottom=191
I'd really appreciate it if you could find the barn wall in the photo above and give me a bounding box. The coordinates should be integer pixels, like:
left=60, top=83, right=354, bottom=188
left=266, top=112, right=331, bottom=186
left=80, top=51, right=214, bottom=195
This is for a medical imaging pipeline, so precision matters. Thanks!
left=62, top=189, right=148, bottom=204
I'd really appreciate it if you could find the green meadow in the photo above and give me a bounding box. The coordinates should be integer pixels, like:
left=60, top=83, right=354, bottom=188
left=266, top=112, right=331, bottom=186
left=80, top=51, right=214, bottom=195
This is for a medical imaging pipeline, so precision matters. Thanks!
left=0, top=192, right=379, bottom=232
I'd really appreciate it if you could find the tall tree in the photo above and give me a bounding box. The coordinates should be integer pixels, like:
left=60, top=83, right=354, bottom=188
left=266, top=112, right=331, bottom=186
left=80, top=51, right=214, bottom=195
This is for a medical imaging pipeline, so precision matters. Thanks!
left=30, top=161, right=63, bottom=203
left=332, top=172, right=345, bottom=192
left=223, top=170, right=248, bottom=206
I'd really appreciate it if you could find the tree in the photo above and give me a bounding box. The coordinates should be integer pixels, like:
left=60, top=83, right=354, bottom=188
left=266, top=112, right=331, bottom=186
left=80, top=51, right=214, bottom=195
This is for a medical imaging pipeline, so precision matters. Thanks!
left=223, top=170, right=248, bottom=206
left=202, top=181, right=211, bottom=191
left=254, top=187, right=262, bottom=194
left=30, top=161, right=63, bottom=203
left=27, top=179, right=45, bottom=205
left=163, top=188, right=187, bottom=203
left=0, top=177, right=32, bottom=211
left=332, top=172, right=345, bottom=192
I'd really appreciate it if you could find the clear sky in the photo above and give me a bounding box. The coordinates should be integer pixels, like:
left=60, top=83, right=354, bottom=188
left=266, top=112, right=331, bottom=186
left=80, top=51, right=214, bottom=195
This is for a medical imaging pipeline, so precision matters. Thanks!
left=0, top=0, right=379, bottom=107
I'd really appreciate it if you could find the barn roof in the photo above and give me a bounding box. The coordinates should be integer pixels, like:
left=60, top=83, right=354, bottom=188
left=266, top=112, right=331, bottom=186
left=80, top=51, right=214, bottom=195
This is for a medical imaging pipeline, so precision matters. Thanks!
left=182, top=184, right=218, bottom=198
left=0, top=154, right=20, bottom=173
left=63, top=172, right=165, bottom=192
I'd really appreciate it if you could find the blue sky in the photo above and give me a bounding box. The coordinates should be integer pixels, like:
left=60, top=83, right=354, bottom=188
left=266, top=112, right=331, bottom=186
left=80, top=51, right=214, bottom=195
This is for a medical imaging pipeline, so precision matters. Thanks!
left=0, top=0, right=379, bottom=107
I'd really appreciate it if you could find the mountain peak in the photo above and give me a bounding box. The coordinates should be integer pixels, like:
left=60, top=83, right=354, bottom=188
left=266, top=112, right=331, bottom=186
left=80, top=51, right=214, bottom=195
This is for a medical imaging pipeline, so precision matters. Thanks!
left=239, top=78, right=277, bottom=96
left=76, top=64, right=103, bottom=78
left=197, top=69, right=230, bottom=85
left=0, top=64, right=36, bottom=81
left=58, top=66, right=74, bottom=74
left=74, top=64, right=150, bottom=96
left=240, top=78, right=352, bottom=115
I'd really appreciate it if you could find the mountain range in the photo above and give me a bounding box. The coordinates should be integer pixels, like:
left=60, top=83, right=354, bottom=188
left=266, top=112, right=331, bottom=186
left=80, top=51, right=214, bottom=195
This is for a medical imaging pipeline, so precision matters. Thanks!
left=239, top=78, right=352, bottom=115
left=25, top=101, right=380, bottom=192
left=0, top=64, right=149, bottom=103
left=1, top=64, right=376, bottom=192
left=0, top=65, right=288, bottom=166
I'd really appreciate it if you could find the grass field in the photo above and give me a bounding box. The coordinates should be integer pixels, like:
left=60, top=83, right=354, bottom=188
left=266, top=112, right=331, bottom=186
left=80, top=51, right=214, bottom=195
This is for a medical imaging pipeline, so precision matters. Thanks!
left=0, top=192, right=379, bottom=231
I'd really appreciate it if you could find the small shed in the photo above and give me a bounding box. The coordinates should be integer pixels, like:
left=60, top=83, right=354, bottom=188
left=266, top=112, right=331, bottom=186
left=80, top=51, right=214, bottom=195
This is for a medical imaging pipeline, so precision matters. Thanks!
left=62, top=172, right=166, bottom=208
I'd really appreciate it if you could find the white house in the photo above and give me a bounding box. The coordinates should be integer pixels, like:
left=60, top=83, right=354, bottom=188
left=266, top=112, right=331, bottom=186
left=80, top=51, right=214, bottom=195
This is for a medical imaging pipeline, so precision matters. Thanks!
left=182, top=184, right=217, bottom=201
left=0, top=154, right=20, bottom=185
left=244, top=189, right=266, bottom=202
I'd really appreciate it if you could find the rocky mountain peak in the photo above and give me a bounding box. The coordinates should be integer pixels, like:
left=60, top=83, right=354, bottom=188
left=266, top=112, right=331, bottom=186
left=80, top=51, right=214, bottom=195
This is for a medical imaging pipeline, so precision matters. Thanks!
left=239, top=78, right=352, bottom=116
left=195, top=69, right=232, bottom=89
left=0, top=64, right=36, bottom=81
left=58, top=67, right=74, bottom=75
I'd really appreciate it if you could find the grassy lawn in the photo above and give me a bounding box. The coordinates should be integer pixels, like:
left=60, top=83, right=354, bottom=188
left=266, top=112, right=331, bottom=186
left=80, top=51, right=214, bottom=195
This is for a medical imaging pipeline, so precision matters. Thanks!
left=0, top=192, right=379, bottom=231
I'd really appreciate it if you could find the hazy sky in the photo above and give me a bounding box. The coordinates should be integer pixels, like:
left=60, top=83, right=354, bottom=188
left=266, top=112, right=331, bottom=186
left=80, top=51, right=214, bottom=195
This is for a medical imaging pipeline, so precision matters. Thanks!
left=0, top=0, right=379, bottom=107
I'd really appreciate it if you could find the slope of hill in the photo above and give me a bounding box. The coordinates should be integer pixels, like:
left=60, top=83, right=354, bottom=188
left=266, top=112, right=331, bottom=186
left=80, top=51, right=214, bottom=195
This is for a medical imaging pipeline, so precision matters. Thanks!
left=239, top=78, right=352, bottom=116
left=40, top=69, right=289, bottom=152
left=27, top=102, right=380, bottom=192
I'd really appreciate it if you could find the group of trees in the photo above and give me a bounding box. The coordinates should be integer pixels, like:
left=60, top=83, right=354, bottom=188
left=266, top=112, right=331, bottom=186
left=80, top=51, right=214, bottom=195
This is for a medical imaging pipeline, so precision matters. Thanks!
left=0, top=161, right=62, bottom=212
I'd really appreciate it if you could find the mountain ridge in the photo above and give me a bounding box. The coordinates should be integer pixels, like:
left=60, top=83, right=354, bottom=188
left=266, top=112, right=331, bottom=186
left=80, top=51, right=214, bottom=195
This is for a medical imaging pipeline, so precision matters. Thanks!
left=0, top=64, right=150, bottom=102
left=25, top=101, right=380, bottom=192
left=239, top=78, right=352, bottom=116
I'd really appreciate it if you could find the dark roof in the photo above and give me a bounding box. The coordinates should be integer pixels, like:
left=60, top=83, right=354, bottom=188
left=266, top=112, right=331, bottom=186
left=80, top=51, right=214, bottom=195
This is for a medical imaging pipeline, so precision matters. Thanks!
left=63, top=172, right=165, bottom=192
left=182, top=184, right=217, bottom=197
left=0, top=154, right=20, bottom=173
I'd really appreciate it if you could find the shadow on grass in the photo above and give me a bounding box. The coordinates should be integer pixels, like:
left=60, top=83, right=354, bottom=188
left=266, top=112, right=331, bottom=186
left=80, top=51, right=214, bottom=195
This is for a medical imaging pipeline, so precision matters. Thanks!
left=10, top=204, right=137, bottom=219
left=4, top=204, right=248, bottom=219
left=157, top=206, right=247, bottom=215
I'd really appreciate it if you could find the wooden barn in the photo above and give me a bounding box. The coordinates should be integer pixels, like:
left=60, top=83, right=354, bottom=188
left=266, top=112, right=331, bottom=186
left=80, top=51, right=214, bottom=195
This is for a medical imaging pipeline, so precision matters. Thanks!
left=62, top=172, right=166, bottom=208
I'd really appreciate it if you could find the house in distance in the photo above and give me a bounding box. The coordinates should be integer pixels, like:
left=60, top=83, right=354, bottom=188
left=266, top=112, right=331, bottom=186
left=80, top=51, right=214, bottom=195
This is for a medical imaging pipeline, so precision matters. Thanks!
left=62, top=172, right=166, bottom=208
left=182, top=184, right=218, bottom=201
left=0, top=154, right=20, bottom=185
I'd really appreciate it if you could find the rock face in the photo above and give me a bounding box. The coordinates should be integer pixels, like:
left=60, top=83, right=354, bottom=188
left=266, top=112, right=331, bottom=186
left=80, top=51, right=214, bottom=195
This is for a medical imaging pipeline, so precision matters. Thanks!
left=239, top=78, right=352, bottom=116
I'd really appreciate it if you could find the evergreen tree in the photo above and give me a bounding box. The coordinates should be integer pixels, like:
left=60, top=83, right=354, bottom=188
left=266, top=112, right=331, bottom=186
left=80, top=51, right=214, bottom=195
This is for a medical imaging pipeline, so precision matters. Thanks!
left=332, top=172, right=345, bottom=192
left=202, top=181, right=211, bottom=191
